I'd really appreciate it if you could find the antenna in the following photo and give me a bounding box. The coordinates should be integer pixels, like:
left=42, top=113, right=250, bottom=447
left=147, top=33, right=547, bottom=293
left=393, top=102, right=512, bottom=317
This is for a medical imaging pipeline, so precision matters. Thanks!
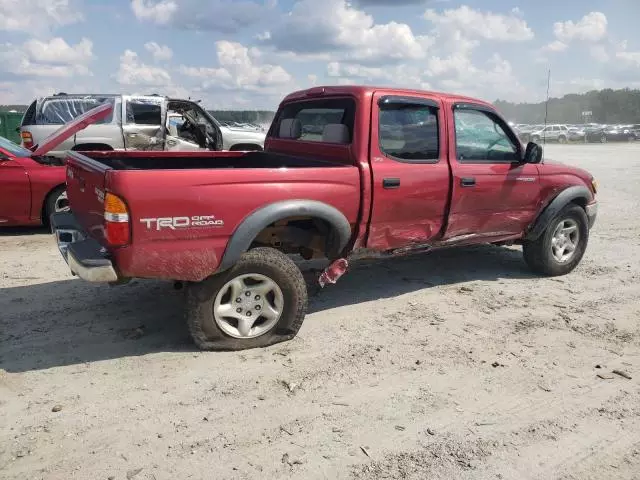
left=543, top=68, right=551, bottom=145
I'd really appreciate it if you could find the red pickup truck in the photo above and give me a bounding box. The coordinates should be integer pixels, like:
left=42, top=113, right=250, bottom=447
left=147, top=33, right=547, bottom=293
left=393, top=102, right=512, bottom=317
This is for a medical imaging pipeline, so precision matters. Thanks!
left=52, top=86, right=598, bottom=351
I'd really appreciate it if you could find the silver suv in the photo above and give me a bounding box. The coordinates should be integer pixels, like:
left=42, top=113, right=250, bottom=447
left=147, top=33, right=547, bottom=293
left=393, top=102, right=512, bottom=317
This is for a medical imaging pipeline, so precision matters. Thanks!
left=530, top=124, right=570, bottom=143
left=19, top=94, right=266, bottom=157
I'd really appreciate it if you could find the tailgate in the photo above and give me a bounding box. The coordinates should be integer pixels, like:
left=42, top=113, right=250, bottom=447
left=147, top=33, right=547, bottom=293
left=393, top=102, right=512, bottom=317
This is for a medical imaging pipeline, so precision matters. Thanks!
left=65, top=151, right=110, bottom=244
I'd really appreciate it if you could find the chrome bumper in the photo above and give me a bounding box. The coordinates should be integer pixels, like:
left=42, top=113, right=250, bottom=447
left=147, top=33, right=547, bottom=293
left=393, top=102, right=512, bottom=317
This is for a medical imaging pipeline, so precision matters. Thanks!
left=51, top=212, right=119, bottom=283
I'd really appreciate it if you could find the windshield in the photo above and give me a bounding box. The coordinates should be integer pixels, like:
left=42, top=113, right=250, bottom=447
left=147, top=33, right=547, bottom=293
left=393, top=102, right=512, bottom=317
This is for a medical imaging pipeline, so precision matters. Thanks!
left=0, top=135, right=32, bottom=157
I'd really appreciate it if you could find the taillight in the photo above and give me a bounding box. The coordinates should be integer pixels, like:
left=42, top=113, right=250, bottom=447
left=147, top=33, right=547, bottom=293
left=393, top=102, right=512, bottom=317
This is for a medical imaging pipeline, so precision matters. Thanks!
left=21, top=131, right=34, bottom=149
left=104, top=192, right=130, bottom=246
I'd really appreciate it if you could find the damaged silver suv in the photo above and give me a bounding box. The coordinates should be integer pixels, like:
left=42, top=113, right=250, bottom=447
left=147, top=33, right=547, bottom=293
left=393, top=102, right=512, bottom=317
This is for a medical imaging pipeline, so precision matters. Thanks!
left=19, top=94, right=266, bottom=157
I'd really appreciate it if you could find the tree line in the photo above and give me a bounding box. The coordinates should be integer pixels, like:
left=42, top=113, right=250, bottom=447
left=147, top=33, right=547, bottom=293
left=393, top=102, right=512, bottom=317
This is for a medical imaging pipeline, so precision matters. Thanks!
left=494, top=88, right=640, bottom=125
left=4, top=88, right=640, bottom=126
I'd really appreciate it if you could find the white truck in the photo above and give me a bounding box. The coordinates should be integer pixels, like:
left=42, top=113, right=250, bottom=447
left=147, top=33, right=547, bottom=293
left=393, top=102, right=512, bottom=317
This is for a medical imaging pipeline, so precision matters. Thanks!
left=19, top=94, right=266, bottom=157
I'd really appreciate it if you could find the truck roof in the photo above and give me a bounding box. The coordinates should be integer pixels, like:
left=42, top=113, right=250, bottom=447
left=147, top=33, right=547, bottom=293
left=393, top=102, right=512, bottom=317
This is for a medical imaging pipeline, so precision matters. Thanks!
left=280, top=85, right=495, bottom=109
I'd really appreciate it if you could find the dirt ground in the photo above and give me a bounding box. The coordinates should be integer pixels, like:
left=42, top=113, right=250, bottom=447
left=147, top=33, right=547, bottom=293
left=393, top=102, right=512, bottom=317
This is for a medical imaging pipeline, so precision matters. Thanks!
left=1, top=143, right=639, bottom=480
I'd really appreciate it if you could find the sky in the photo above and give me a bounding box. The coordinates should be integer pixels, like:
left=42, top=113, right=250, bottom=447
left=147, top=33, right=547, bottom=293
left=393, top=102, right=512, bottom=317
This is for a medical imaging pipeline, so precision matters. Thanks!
left=1, top=0, right=640, bottom=110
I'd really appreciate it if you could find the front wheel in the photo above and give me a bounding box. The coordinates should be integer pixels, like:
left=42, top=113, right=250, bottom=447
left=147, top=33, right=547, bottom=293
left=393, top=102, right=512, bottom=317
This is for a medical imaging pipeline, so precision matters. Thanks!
left=523, top=204, right=589, bottom=276
left=186, top=248, right=308, bottom=351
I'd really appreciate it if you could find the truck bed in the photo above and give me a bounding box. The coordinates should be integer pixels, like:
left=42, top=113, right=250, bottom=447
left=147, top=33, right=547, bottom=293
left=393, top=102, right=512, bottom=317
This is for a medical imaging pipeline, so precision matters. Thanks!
left=81, top=150, right=344, bottom=170
left=64, top=149, right=362, bottom=281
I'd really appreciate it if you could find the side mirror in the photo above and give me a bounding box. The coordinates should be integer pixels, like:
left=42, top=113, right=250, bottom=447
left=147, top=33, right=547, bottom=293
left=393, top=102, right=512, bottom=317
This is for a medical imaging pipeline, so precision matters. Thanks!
left=523, top=142, right=543, bottom=164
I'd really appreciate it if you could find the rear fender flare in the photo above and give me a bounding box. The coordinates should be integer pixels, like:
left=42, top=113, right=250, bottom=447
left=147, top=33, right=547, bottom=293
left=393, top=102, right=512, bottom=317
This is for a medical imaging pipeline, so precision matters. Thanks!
left=526, top=185, right=592, bottom=241
left=216, top=200, right=352, bottom=273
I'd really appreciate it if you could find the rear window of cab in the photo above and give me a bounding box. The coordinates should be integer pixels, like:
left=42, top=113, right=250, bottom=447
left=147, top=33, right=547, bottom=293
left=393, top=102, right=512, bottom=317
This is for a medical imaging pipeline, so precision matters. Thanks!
left=274, top=98, right=356, bottom=145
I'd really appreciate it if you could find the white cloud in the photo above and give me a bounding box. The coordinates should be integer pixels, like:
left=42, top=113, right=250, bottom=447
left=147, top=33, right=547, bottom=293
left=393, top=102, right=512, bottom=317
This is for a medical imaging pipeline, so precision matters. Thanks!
left=115, top=50, right=171, bottom=86
left=23, top=38, right=93, bottom=64
left=179, top=41, right=292, bottom=92
left=590, top=45, right=609, bottom=62
left=616, top=50, right=640, bottom=67
left=131, top=0, right=266, bottom=33
left=0, top=0, right=83, bottom=33
left=265, top=0, right=432, bottom=63
left=0, top=37, right=93, bottom=78
left=424, top=5, right=534, bottom=41
left=131, top=0, right=176, bottom=25
left=144, top=42, right=173, bottom=62
left=553, top=12, right=607, bottom=42
left=541, top=40, right=568, bottom=53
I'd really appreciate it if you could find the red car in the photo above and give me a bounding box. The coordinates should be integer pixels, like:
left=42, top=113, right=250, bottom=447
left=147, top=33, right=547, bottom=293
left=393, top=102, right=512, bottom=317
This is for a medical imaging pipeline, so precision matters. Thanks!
left=0, top=103, right=112, bottom=227
left=51, top=86, right=598, bottom=351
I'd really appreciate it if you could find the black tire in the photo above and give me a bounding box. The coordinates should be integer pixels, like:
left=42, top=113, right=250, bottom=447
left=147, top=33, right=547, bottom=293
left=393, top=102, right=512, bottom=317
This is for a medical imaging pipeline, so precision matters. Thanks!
left=523, top=204, right=589, bottom=276
left=44, top=186, right=68, bottom=225
left=558, top=135, right=567, bottom=144
left=600, top=134, right=607, bottom=144
left=186, top=247, right=308, bottom=351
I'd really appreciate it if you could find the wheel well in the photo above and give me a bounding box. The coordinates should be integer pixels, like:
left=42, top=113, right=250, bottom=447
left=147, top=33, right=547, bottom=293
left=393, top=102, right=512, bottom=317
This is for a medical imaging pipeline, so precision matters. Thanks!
left=72, top=143, right=114, bottom=151
left=250, top=217, right=339, bottom=260
left=229, top=143, right=263, bottom=151
left=41, top=183, right=66, bottom=224
left=570, top=197, right=587, bottom=208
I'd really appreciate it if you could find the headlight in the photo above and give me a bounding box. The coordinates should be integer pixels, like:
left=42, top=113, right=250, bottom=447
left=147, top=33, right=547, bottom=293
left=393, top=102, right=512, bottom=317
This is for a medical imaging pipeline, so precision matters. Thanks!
left=591, top=178, right=598, bottom=194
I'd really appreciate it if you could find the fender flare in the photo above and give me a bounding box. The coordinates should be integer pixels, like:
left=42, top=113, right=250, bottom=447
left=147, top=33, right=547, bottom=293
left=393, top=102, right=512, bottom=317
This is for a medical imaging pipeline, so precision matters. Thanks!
left=525, top=185, right=592, bottom=241
left=216, top=200, right=352, bottom=273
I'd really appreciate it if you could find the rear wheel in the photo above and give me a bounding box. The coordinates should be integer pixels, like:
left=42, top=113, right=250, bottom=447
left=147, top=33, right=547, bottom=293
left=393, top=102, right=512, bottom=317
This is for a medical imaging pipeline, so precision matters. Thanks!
left=600, top=134, right=607, bottom=143
left=186, top=248, right=308, bottom=351
left=44, top=186, right=69, bottom=225
left=558, top=135, right=567, bottom=144
left=523, top=204, right=589, bottom=276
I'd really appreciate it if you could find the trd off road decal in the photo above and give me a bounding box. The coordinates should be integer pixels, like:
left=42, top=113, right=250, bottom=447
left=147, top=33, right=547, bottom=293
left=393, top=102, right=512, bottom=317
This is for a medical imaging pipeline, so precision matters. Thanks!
left=140, top=215, right=224, bottom=230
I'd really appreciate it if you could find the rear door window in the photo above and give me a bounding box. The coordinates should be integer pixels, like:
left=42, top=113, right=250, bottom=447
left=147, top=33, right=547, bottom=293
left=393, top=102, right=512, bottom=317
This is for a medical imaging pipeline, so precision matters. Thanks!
left=378, top=101, right=439, bottom=162
left=126, top=100, right=162, bottom=125
left=21, top=101, right=37, bottom=126
left=274, top=98, right=355, bottom=144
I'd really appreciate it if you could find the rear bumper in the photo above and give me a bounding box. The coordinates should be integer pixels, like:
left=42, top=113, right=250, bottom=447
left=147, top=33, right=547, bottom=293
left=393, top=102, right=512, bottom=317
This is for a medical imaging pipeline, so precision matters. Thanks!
left=51, top=212, right=119, bottom=283
left=586, top=201, right=598, bottom=229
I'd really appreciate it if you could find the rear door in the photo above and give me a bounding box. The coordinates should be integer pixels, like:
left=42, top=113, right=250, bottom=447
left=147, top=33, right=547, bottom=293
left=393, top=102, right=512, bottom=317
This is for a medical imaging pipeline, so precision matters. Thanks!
left=444, top=102, right=540, bottom=240
left=122, top=97, right=165, bottom=150
left=366, top=93, right=450, bottom=251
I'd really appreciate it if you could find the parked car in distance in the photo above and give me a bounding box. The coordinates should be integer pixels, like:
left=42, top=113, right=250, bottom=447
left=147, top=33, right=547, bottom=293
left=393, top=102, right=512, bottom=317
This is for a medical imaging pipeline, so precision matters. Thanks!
left=19, top=94, right=265, bottom=158
left=52, top=85, right=598, bottom=351
left=603, top=124, right=636, bottom=142
left=1, top=103, right=112, bottom=227
left=584, top=125, right=608, bottom=143
left=567, top=125, right=586, bottom=141
left=530, top=124, right=570, bottom=143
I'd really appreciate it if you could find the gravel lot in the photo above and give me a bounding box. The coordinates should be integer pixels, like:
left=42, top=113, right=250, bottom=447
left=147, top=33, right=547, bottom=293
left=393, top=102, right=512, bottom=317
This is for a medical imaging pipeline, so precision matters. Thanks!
left=1, top=143, right=639, bottom=480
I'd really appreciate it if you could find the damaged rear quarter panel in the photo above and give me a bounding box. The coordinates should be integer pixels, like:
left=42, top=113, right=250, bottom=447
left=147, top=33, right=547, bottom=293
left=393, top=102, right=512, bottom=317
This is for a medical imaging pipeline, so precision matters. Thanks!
left=108, top=165, right=361, bottom=281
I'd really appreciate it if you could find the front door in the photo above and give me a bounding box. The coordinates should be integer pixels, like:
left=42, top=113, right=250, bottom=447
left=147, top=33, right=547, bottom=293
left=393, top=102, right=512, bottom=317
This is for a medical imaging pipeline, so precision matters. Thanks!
left=444, top=103, right=541, bottom=240
left=366, top=92, right=450, bottom=251
left=0, top=157, right=30, bottom=224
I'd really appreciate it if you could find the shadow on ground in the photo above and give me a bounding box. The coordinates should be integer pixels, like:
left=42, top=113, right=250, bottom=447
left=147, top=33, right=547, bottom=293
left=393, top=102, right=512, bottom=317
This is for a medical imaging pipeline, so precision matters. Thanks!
left=0, top=244, right=535, bottom=373
left=0, top=226, right=49, bottom=236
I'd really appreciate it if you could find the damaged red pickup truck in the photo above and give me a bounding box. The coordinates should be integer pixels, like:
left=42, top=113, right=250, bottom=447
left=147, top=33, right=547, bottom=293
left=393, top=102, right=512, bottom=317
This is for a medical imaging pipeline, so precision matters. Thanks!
left=52, top=86, right=598, bottom=350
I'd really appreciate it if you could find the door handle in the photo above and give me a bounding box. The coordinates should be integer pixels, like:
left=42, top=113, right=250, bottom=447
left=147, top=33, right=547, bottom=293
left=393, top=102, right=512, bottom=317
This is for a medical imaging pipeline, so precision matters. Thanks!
left=461, top=177, right=476, bottom=187
left=383, top=178, right=400, bottom=189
